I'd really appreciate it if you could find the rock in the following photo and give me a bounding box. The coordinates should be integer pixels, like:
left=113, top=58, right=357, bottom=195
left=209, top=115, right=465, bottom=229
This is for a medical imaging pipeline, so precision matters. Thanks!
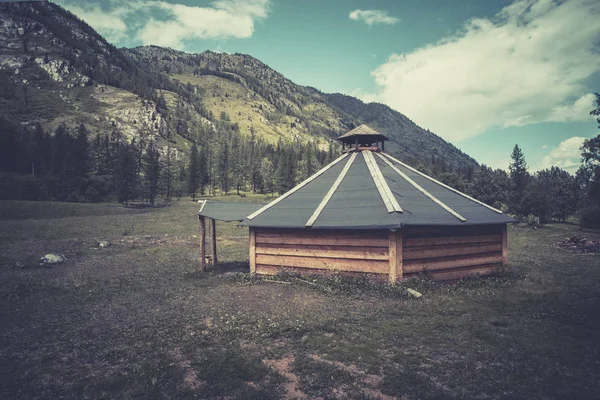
left=39, top=253, right=67, bottom=265
left=98, top=240, right=110, bottom=248
left=406, top=288, right=423, bottom=298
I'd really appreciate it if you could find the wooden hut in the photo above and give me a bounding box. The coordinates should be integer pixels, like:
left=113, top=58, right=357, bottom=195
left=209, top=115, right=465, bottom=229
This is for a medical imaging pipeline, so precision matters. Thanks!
left=237, top=125, right=515, bottom=282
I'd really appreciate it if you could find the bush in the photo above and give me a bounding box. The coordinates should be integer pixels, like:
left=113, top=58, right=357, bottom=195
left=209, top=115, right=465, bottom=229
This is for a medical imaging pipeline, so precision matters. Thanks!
left=579, top=206, right=600, bottom=228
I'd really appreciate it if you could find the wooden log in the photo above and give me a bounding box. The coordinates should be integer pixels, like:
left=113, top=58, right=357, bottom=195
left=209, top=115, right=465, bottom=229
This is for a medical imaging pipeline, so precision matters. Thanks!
left=211, top=218, right=217, bottom=265
left=403, top=234, right=502, bottom=248
left=255, top=265, right=389, bottom=280
left=255, top=234, right=389, bottom=248
left=403, top=243, right=502, bottom=260
left=403, top=253, right=503, bottom=273
left=255, top=243, right=388, bottom=260
left=255, top=254, right=389, bottom=274
left=249, top=227, right=256, bottom=274
left=199, top=215, right=206, bottom=272
left=502, top=224, right=508, bottom=266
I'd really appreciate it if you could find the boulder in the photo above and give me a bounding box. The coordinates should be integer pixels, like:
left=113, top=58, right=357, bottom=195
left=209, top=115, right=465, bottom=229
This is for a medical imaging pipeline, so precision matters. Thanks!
left=39, top=253, right=67, bottom=265
left=406, top=288, right=423, bottom=298
left=98, top=240, right=110, bottom=248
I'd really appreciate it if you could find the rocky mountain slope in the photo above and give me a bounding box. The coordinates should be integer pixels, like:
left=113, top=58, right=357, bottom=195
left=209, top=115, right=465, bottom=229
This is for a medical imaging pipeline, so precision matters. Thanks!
left=0, top=1, right=478, bottom=172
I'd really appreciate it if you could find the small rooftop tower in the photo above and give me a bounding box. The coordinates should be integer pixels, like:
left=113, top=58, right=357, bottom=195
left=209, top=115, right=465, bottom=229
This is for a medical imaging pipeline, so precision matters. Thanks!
left=337, top=124, right=388, bottom=153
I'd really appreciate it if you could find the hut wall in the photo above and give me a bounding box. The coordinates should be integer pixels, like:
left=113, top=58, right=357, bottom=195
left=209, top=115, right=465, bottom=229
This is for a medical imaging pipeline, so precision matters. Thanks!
left=252, top=227, right=390, bottom=279
left=402, top=224, right=506, bottom=281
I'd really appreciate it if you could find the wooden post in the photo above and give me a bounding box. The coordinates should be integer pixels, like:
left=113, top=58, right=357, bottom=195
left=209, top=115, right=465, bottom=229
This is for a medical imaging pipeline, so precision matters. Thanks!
left=397, top=231, right=403, bottom=280
left=211, top=218, right=217, bottom=265
left=249, top=227, right=256, bottom=274
left=199, top=215, right=206, bottom=271
left=389, top=230, right=403, bottom=283
left=389, top=231, right=397, bottom=283
left=501, top=224, right=508, bottom=266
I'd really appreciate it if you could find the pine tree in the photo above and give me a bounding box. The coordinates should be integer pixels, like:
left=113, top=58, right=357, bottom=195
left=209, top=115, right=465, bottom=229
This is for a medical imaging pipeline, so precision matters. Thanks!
left=508, top=144, right=529, bottom=214
left=217, top=139, right=230, bottom=194
left=188, top=141, right=200, bottom=200
left=143, top=139, right=161, bottom=206
left=160, top=142, right=175, bottom=203
left=114, top=141, right=138, bottom=205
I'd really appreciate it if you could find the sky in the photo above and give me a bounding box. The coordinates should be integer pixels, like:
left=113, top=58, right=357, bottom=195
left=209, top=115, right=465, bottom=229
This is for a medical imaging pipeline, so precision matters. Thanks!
left=55, top=0, right=600, bottom=174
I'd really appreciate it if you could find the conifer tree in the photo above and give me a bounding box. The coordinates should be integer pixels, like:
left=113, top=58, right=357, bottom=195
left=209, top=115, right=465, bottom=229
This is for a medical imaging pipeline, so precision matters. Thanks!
left=143, top=139, right=161, bottom=206
left=188, top=141, right=200, bottom=200
left=508, top=144, right=529, bottom=214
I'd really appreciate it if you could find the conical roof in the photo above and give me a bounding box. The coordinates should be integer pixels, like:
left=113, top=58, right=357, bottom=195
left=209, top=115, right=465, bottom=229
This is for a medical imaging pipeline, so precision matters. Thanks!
left=241, top=150, right=514, bottom=229
left=336, top=124, right=388, bottom=145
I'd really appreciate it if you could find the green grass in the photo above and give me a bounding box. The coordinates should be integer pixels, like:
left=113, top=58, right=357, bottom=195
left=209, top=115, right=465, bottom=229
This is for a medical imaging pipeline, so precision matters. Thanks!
left=0, top=199, right=599, bottom=399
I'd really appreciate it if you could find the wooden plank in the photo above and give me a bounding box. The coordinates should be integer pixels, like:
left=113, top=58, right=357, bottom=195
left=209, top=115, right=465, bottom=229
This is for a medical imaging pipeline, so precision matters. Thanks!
left=502, top=224, right=508, bottom=266
left=389, top=231, right=397, bottom=283
left=363, top=151, right=403, bottom=213
left=403, top=253, right=503, bottom=273
left=255, top=265, right=389, bottom=280
left=246, top=153, right=349, bottom=220
left=256, top=228, right=388, bottom=240
left=255, top=235, right=389, bottom=248
left=423, top=264, right=499, bottom=281
left=211, top=218, right=217, bottom=265
left=381, top=152, right=503, bottom=214
left=376, top=153, right=466, bottom=222
left=397, top=231, right=403, bottom=281
left=255, top=244, right=388, bottom=260
left=306, top=152, right=357, bottom=227
left=403, top=234, right=501, bottom=248
left=249, top=227, right=256, bottom=274
left=403, top=225, right=503, bottom=238
left=255, top=254, right=389, bottom=274
left=198, top=199, right=207, bottom=213
left=199, top=216, right=206, bottom=272
left=403, top=243, right=502, bottom=260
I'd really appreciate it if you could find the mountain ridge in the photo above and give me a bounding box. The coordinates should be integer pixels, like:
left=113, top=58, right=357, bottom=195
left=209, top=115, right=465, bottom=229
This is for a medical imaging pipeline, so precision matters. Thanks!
left=0, top=1, right=478, bottom=173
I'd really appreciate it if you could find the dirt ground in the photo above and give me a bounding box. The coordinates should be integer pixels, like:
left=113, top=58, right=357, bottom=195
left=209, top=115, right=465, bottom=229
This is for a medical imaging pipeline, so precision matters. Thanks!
left=0, top=199, right=599, bottom=399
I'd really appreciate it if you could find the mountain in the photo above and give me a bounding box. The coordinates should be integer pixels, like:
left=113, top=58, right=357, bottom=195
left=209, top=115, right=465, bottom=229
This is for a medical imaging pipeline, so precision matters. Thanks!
left=0, top=1, right=477, bottom=173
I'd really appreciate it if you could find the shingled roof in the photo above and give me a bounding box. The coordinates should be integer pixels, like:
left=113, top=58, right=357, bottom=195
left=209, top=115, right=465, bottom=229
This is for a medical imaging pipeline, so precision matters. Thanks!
left=240, top=150, right=515, bottom=229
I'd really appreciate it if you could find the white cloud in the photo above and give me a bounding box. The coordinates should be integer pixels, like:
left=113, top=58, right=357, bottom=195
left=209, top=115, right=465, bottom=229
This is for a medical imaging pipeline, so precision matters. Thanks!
left=349, top=9, right=399, bottom=26
left=58, top=0, right=270, bottom=50
left=361, top=0, right=600, bottom=142
left=548, top=93, right=597, bottom=123
left=538, top=136, right=586, bottom=173
left=56, top=1, right=129, bottom=42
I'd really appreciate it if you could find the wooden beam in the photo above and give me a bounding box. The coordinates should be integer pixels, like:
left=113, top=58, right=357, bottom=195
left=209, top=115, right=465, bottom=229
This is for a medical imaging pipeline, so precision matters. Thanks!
left=502, top=224, right=508, bottom=266
left=381, top=152, right=504, bottom=214
left=403, top=253, right=503, bottom=273
left=376, top=153, right=466, bottom=222
left=306, top=152, right=357, bottom=226
left=249, top=227, right=256, bottom=274
left=403, top=243, right=502, bottom=260
left=246, top=153, right=349, bottom=220
left=211, top=218, right=217, bottom=265
left=199, top=215, right=206, bottom=271
left=255, top=233, right=389, bottom=247
left=363, top=151, right=403, bottom=213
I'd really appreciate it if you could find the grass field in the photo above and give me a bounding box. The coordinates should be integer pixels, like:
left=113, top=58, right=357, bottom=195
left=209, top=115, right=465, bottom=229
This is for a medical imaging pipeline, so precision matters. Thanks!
left=1, top=199, right=599, bottom=399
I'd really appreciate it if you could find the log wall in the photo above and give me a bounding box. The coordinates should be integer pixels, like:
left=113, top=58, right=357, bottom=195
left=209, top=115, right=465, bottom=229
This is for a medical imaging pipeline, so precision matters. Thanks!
left=250, top=225, right=507, bottom=282
left=402, top=225, right=505, bottom=281
left=253, top=228, right=389, bottom=278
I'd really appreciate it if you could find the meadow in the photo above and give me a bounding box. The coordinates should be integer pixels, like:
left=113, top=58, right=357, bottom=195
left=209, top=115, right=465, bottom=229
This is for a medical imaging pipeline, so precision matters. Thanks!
left=0, top=198, right=599, bottom=399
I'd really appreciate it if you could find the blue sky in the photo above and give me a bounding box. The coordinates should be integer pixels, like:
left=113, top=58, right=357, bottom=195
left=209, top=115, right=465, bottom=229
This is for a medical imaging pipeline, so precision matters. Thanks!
left=57, top=0, right=600, bottom=173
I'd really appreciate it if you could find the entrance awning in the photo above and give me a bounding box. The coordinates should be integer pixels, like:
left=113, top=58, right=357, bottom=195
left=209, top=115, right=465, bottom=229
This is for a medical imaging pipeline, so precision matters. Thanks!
left=197, top=200, right=266, bottom=222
